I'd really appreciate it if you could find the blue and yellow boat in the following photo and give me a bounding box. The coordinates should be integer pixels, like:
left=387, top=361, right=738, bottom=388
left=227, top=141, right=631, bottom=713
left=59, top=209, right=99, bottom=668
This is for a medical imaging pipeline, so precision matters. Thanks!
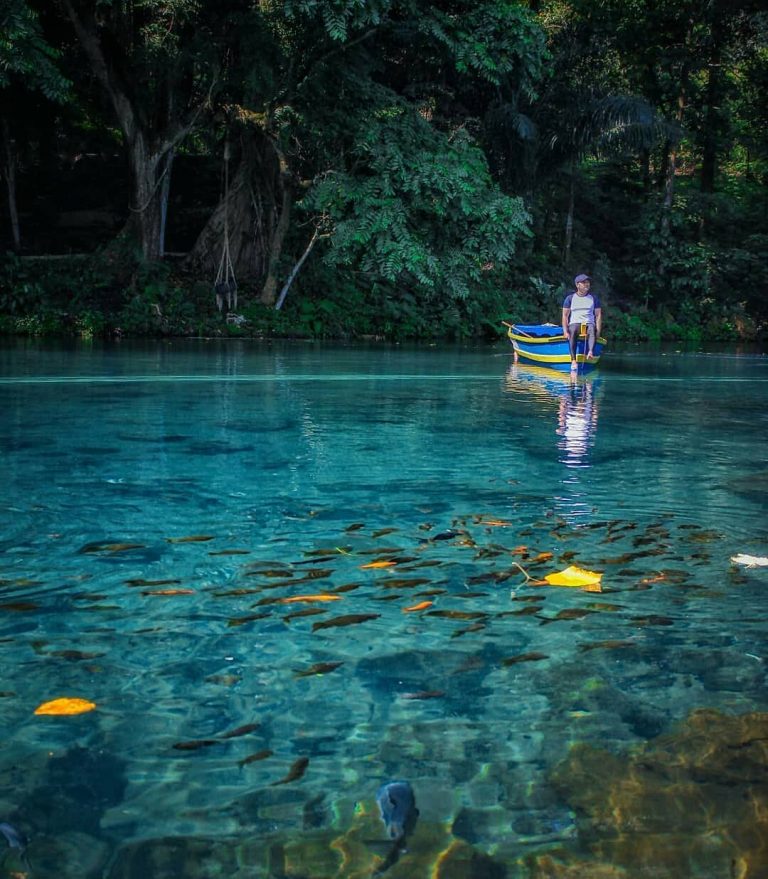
left=504, top=322, right=606, bottom=374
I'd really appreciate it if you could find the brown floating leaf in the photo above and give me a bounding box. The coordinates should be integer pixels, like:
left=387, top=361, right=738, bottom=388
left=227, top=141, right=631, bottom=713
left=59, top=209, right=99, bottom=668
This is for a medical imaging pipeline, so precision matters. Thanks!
left=502, top=652, right=549, bottom=666
left=294, top=661, right=344, bottom=678
left=220, top=722, right=260, bottom=739
left=271, top=756, right=309, bottom=786
left=311, top=613, right=380, bottom=632
left=238, top=749, right=273, bottom=766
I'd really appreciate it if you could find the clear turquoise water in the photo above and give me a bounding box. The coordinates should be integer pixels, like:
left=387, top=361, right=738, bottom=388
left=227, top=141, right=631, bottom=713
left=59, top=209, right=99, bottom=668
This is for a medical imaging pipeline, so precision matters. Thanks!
left=1, top=339, right=767, bottom=877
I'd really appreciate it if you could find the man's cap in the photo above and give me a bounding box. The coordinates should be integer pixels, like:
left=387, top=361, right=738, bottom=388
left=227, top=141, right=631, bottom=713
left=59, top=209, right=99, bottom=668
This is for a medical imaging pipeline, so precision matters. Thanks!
left=574, top=273, right=591, bottom=284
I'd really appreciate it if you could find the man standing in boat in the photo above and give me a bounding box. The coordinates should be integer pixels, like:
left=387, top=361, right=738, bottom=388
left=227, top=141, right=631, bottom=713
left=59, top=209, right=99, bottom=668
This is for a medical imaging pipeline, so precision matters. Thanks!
left=562, top=274, right=602, bottom=372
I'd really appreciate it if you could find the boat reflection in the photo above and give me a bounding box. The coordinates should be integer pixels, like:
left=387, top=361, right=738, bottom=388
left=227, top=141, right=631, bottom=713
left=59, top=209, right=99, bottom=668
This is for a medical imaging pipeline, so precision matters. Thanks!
left=506, top=364, right=601, bottom=468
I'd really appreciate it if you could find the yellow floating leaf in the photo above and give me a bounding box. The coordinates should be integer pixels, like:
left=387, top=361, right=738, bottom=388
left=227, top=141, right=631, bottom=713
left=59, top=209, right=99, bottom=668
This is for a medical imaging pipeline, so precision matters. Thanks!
left=34, top=697, right=96, bottom=716
left=544, top=566, right=603, bottom=591
left=276, top=594, right=342, bottom=604
left=359, top=560, right=397, bottom=569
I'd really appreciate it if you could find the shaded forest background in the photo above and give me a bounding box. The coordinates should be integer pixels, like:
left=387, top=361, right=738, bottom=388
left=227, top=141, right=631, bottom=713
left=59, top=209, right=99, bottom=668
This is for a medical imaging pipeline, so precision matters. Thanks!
left=1, top=0, right=767, bottom=342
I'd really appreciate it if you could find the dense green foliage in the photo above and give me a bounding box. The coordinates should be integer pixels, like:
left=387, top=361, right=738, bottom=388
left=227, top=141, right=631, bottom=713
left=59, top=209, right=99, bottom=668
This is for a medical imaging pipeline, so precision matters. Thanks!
left=0, top=0, right=766, bottom=342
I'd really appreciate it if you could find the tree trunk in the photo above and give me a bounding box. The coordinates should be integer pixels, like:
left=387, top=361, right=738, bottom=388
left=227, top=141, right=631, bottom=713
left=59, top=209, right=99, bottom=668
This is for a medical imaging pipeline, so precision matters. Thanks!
left=562, top=161, right=575, bottom=266
left=700, top=0, right=725, bottom=195
left=159, top=148, right=174, bottom=257
left=260, top=145, right=293, bottom=306
left=186, top=132, right=274, bottom=282
left=123, top=132, right=165, bottom=261
left=1, top=120, right=21, bottom=251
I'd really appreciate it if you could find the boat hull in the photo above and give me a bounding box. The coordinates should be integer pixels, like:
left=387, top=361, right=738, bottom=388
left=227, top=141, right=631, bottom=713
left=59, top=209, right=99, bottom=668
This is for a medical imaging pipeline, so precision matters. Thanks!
left=507, top=323, right=606, bottom=373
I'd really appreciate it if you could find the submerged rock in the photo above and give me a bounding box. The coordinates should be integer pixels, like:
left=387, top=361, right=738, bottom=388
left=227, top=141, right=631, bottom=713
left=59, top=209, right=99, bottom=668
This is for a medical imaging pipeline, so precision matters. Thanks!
left=538, top=708, right=768, bottom=878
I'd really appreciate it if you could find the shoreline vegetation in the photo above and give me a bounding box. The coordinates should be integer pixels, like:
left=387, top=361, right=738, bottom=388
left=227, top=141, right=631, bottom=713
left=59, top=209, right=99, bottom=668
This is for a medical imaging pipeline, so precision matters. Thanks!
left=2, top=2, right=767, bottom=345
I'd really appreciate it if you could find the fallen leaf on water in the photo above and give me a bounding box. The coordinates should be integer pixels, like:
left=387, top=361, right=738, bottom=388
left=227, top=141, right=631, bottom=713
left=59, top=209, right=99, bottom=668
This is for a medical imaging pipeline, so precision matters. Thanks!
left=731, top=554, right=768, bottom=568
left=359, top=560, right=397, bottom=569
left=34, top=697, right=96, bottom=716
left=544, top=566, right=603, bottom=591
left=403, top=600, right=433, bottom=612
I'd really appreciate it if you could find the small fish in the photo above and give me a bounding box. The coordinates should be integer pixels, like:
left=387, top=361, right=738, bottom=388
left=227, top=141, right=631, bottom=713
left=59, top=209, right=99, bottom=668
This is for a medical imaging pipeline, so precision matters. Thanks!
left=579, top=639, right=635, bottom=652
left=125, top=578, right=182, bottom=587
left=379, top=578, right=431, bottom=589
left=478, top=519, right=512, bottom=527
left=141, top=588, right=196, bottom=596
left=271, top=756, right=309, bottom=786
left=376, top=781, right=419, bottom=841
left=430, top=529, right=464, bottom=541
left=630, top=615, right=675, bottom=626
left=330, top=582, right=362, bottom=593
left=238, top=749, right=273, bottom=766
left=49, top=650, right=104, bottom=661
left=78, top=542, right=146, bottom=553
left=220, top=722, right=260, bottom=739
left=1, top=601, right=39, bottom=612
left=172, top=739, right=219, bottom=751
left=539, top=608, right=591, bottom=624
left=401, top=690, right=445, bottom=700
left=294, top=661, right=344, bottom=678
left=403, top=601, right=433, bottom=613
left=426, top=610, right=486, bottom=621
left=360, top=560, right=397, bottom=569
left=227, top=612, right=272, bottom=626
left=283, top=608, right=327, bottom=622
left=312, top=613, right=380, bottom=632
left=166, top=535, right=216, bottom=543
left=498, top=605, right=542, bottom=617
left=345, top=523, right=366, bottom=532
left=451, top=622, right=486, bottom=638
left=502, top=652, right=549, bottom=666
left=275, top=594, right=342, bottom=604
left=208, top=549, right=251, bottom=556
left=372, top=527, right=399, bottom=538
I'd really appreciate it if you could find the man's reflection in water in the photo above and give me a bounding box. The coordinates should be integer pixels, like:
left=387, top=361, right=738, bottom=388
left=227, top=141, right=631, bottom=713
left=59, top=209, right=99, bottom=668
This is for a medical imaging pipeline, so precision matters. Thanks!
left=556, top=373, right=599, bottom=467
